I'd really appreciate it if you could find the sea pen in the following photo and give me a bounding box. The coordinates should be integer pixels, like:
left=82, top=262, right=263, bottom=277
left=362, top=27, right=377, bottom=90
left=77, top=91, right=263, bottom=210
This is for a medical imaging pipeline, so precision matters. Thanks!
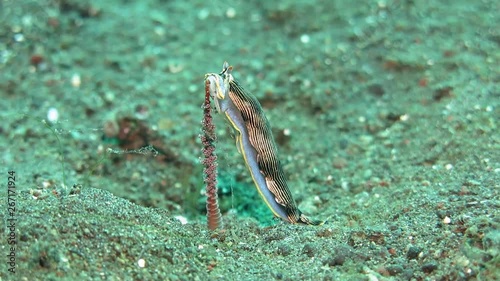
left=201, top=78, right=223, bottom=231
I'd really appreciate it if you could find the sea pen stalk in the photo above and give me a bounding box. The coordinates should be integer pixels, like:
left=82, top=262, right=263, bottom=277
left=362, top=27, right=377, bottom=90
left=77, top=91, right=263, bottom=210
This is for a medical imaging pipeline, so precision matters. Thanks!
left=201, top=79, right=223, bottom=231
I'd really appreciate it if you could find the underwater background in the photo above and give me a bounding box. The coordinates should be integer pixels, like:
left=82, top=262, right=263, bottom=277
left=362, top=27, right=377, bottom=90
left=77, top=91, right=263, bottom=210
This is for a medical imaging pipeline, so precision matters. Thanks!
left=1, top=0, right=498, bottom=280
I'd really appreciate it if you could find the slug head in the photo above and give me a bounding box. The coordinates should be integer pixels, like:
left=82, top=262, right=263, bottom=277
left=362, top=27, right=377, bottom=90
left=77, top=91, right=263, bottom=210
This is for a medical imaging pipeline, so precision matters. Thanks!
left=204, top=62, right=233, bottom=113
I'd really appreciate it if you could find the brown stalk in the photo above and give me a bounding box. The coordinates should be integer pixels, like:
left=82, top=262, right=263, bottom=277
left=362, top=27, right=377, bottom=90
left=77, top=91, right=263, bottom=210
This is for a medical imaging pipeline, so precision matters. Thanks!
left=201, top=79, right=222, bottom=231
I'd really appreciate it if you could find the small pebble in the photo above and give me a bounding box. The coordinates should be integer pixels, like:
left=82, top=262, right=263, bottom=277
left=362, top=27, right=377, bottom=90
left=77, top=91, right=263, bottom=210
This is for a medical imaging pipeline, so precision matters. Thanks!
left=421, top=262, right=438, bottom=273
left=47, top=107, right=59, bottom=122
left=407, top=246, right=422, bottom=260
left=443, top=216, right=451, bottom=224
left=71, top=73, right=81, bottom=88
left=300, top=34, right=310, bottom=44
